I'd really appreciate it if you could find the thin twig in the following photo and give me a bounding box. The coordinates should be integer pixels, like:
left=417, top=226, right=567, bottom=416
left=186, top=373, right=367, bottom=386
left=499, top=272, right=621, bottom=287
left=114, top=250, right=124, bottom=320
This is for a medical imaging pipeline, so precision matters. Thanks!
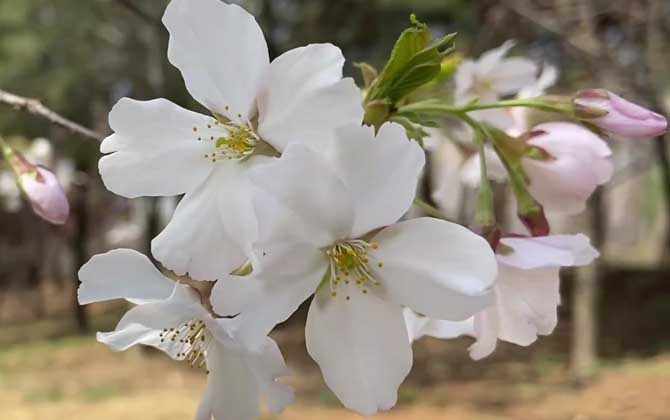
left=0, top=89, right=102, bottom=142
left=115, top=0, right=162, bottom=28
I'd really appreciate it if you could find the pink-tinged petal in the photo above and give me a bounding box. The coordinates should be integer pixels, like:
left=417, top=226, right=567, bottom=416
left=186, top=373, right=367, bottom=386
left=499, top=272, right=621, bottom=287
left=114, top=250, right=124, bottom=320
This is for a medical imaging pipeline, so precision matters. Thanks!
left=328, top=123, right=425, bottom=237
left=493, top=264, right=561, bottom=346
left=78, top=249, right=175, bottom=305
left=163, top=0, right=269, bottom=121
left=20, top=166, right=69, bottom=225
left=99, top=98, right=214, bottom=198
left=247, top=143, right=355, bottom=247
left=574, top=90, right=668, bottom=139
left=151, top=159, right=264, bottom=282
left=305, top=287, right=412, bottom=416
left=523, top=122, right=613, bottom=214
left=371, top=218, right=497, bottom=321
left=498, top=234, right=599, bottom=270
left=257, top=43, right=363, bottom=152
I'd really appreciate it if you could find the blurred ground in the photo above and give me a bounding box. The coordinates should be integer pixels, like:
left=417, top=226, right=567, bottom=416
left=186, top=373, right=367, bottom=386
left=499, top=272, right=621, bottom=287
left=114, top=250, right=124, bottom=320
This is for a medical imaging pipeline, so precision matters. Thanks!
left=1, top=312, right=669, bottom=420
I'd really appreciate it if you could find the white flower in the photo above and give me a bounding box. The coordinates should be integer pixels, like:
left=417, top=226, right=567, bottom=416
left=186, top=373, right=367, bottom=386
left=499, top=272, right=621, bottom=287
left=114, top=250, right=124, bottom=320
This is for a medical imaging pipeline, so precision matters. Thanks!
left=78, top=249, right=294, bottom=420
left=507, top=65, right=559, bottom=136
left=455, top=40, right=538, bottom=129
left=99, top=0, right=362, bottom=281
left=211, top=123, right=498, bottom=416
left=406, top=234, right=598, bottom=360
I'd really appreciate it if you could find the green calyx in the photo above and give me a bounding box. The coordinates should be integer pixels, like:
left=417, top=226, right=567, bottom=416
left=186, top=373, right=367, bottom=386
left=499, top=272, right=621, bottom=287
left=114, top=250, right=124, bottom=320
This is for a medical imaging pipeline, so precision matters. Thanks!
left=484, top=125, right=546, bottom=224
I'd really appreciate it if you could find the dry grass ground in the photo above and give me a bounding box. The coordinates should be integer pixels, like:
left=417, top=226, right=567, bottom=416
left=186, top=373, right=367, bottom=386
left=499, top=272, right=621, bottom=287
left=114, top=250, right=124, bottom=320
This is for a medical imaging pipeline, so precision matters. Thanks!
left=1, top=314, right=669, bottom=420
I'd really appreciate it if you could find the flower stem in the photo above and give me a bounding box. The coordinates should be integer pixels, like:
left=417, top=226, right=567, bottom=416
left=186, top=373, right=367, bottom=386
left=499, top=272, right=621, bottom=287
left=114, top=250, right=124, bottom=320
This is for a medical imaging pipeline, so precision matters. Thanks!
left=474, top=144, right=495, bottom=227
left=413, top=198, right=451, bottom=221
left=398, top=98, right=573, bottom=116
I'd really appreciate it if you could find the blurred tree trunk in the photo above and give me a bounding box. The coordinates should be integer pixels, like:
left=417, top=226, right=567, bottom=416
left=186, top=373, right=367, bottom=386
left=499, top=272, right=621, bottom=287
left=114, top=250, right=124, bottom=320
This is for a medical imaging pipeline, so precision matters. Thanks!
left=645, top=0, right=670, bottom=265
left=70, top=159, right=90, bottom=333
left=571, top=190, right=605, bottom=382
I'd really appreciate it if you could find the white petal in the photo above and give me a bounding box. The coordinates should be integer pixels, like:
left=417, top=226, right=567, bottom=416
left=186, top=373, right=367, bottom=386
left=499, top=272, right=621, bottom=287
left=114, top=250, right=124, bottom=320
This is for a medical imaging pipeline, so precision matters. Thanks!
left=196, top=340, right=261, bottom=420
left=328, top=123, right=425, bottom=237
left=211, top=243, right=325, bottom=347
left=99, top=98, right=214, bottom=198
left=305, top=288, right=412, bottom=416
left=470, top=108, right=516, bottom=131
left=490, top=58, right=539, bottom=95
left=78, top=249, right=174, bottom=305
left=403, top=309, right=474, bottom=342
left=163, top=0, right=269, bottom=120
left=494, top=265, right=561, bottom=345
left=114, top=284, right=206, bottom=332
left=476, top=40, right=516, bottom=75
left=469, top=308, right=499, bottom=360
left=245, top=337, right=295, bottom=415
left=371, top=218, right=497, bottom=321
left=257, top=44, right=363, bottom=152
left=498, top=234, right=599, bottom=270
left=454, top=60, right=476, bottom=102
left=248, top=143, right=355, bottom=247
left=403, top=308, right=431, bottom=342
left=97, top=324, right=163, bottom=353
left=98, top=284, right=206, bottom=357
left=152, top=160, right=263, bottom=281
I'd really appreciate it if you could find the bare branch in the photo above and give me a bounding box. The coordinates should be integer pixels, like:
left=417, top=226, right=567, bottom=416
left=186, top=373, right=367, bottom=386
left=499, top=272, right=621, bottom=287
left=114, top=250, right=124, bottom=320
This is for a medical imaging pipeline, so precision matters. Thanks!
left=0, top=89, right=103, bottom=142
left=115, top=0, right=162, bottom=28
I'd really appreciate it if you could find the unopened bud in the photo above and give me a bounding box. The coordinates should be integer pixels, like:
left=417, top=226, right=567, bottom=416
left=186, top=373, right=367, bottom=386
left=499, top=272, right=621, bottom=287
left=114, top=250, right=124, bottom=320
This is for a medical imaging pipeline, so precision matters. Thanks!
left=2, top=142, right=69, bottom=225
left=573, top=89, right=667, bottom=139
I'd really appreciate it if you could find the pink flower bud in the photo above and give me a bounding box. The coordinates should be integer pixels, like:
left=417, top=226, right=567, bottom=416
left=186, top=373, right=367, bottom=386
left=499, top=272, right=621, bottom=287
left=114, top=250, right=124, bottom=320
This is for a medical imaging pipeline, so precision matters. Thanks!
left=522, top=122, right=613, bottom=214
left=574, top=89, right=668, bottom=139
left=19, top=166, right=70, bottom=225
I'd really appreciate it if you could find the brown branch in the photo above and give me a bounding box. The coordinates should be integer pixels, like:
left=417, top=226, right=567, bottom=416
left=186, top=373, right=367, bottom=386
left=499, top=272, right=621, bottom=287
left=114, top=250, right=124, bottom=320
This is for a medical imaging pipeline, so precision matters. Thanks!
left=0, top=89, right=103, bottom=142
left=115, top=0, right=162, bottom=29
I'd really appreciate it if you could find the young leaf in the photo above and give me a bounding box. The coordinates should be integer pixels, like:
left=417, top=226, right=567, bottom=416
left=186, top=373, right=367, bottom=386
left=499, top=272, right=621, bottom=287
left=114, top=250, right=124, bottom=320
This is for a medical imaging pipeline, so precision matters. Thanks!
left=366, top=15, right=456, bottom=105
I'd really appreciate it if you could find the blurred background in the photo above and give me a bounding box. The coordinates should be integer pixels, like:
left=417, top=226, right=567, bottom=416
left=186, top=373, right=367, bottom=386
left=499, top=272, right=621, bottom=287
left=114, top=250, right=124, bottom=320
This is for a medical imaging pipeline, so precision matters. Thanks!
left=1, top=0, right=669, bottom=419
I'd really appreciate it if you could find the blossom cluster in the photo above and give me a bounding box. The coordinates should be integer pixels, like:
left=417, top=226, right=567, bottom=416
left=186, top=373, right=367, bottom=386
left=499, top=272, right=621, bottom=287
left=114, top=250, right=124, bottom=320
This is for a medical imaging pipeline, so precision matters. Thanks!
left=75, top=1, right=668, bottom=419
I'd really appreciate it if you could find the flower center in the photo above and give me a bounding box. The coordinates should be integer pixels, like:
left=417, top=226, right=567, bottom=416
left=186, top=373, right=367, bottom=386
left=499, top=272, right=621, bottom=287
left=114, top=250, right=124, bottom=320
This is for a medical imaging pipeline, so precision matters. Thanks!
left=192, top=116, right=260, bottom=162
left=160, top=320, right=210, bottom=371
left=324, top=240, right=384, bottom=299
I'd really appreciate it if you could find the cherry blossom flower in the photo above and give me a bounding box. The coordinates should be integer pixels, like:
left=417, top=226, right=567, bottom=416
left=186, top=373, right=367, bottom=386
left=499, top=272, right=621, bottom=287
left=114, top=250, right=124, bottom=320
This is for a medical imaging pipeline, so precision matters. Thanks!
left=574, top=89, right=668, bottom=139
left=522, top=122, right=613, bottom=214
left=211, top=123, right=498, bottom=416
left=99, top=0, right=362, bottom=281
left=406, top=234, right=598, bottom=360
left=78, top=249, right=294, bottom=420
left=455, top=40, right=538, bottom=129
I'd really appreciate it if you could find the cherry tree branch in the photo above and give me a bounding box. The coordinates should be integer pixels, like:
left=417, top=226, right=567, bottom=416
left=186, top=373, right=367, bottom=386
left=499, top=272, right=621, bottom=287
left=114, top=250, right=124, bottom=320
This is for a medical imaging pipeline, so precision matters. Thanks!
left=0, top=89, right=103, bottom=142
left=114, top=0, right=162, bottom=28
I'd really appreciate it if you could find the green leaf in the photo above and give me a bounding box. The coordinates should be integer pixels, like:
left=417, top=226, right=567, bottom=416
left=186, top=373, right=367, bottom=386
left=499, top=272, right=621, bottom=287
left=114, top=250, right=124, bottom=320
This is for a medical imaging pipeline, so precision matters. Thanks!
left=366, top=15, right=456, bottom=105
